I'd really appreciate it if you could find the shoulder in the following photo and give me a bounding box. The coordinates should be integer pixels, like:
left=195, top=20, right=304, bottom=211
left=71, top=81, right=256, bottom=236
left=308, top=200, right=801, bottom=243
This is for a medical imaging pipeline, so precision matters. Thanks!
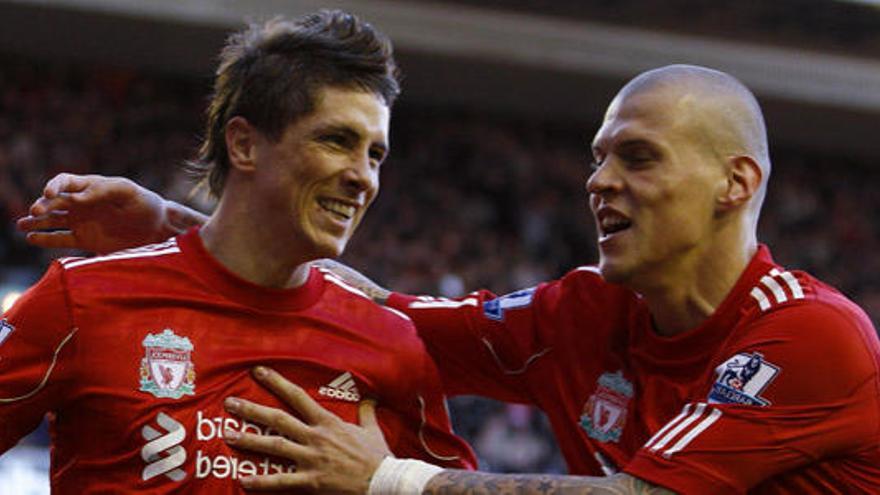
left=744, top=267, right=875, bottom=344
left=561, top=265, right=604, bottom=286
left=728, top=269, right=880, bottom=403
left=56, top=239, right=185, bottom=294
left=317, top=267, right=415, bottom=327
left=751, top=300, right=877, bottom=374
left=6, top=262, right=69, bottom=315
left=57, top=238, right=182, bottom=274
left=1, top=262, right=75, bottom=351
left=549, top=265, right=639, bottom=310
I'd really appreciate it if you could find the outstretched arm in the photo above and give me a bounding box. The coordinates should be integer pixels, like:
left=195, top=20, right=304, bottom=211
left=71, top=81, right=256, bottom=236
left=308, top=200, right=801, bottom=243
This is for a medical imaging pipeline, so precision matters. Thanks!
left=16, top=173, right=208, bottom=254
left=224, top=367, right=676, bottom=495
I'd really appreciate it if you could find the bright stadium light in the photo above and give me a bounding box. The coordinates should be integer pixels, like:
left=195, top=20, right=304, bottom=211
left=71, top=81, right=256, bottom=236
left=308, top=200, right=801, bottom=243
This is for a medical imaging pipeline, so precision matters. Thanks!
left=0, top=288, right=22, bottom=313
left=2, top=290, right=22, bottom=313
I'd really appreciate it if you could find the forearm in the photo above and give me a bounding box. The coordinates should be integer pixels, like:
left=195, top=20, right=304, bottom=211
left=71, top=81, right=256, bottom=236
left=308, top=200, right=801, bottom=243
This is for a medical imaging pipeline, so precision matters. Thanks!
left=313, top=259, right=391, bottom=303
left=423, top=471, right=675, bottom=495
left=162, top=200, right=208, bottom=236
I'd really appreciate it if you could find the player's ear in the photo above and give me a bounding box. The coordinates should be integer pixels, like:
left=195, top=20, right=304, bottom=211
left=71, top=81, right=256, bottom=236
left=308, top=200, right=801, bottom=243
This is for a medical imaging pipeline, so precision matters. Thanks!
left=717, top=155, right=762, bottom=212
left=225, top=116, right=259, bottom=173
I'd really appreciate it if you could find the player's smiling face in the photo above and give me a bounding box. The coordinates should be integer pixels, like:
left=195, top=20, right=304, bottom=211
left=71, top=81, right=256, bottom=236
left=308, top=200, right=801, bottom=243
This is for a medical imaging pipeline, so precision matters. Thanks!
left=587, top=87, right=724, bottom=289
left=254, top=86, right=389, bottom=259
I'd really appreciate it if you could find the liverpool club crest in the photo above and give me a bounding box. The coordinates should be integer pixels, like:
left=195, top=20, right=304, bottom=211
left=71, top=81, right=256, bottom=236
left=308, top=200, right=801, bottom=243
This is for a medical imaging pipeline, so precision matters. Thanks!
left=580, top=370, right=633, bottom=443
left=139, top=329, right=196, bottom=399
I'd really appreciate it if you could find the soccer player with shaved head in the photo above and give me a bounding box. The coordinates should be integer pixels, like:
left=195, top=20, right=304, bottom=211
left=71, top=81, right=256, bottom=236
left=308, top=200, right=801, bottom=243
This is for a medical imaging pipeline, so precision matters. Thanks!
left=18, top=66, right=880, bottom=493
left=321, top=64, right=877, bottom=494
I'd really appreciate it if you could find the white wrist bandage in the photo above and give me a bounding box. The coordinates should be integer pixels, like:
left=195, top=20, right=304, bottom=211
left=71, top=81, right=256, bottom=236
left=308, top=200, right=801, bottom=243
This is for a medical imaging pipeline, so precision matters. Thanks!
left=367, top=457, right=444, bottom=495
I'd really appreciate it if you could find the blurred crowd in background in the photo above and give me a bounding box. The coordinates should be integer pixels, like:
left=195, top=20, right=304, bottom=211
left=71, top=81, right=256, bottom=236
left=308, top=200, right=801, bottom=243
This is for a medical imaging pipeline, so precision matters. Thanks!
left=426, top=0, right=880, bottom=57
left=1, top=55, right=879, bottom=477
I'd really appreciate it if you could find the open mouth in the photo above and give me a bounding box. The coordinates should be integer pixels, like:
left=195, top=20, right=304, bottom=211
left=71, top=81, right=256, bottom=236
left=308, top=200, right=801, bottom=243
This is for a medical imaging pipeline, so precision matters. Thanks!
left=597, top=209, right=632, bottom=238
left=318, top=198, right=357, bottom=220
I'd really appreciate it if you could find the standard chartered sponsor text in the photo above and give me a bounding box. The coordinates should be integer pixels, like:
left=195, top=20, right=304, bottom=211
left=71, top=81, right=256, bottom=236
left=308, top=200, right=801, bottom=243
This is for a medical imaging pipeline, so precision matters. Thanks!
left=195, top=410, right=295, bottom=479
left=142, top=410, right=296, bottom=483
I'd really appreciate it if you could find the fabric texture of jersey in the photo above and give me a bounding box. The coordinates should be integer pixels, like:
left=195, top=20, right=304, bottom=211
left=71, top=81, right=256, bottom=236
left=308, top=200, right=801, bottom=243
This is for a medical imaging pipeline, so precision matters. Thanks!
left=387, top=245, right=880, bottom=494
left=0, top=228, right=475, bottom=494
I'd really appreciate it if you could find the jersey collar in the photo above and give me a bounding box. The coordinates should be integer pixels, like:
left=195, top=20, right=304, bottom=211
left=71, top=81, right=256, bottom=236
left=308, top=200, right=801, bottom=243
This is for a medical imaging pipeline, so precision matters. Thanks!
left=632, top=244, right=778, bottom=367
left=177, top=227, right=325, bottom=312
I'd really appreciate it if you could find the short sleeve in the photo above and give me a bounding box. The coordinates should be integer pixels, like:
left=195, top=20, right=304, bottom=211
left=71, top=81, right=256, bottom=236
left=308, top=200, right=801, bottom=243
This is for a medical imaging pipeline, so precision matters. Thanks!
left=0, top=262, right=77, bottom=453
left=625, top=301, right=880, bottom=494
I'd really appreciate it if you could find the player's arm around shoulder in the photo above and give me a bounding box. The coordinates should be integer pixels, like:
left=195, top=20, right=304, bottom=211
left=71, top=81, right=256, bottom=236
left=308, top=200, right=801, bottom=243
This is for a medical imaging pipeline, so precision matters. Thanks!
left=314, top=259, right=392, bottom=304
left=17, top=173, right=207, bottom=254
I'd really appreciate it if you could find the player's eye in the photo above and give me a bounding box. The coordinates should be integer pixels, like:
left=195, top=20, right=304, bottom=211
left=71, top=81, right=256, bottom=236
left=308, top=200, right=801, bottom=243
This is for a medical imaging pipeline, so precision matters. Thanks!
left=616, top=142, right=660, bottom=167
left=623, top=154, right=652, bottom=165
left=321, top=133, right=349, bottom=147
left=368, top=147, right=387, bottom=166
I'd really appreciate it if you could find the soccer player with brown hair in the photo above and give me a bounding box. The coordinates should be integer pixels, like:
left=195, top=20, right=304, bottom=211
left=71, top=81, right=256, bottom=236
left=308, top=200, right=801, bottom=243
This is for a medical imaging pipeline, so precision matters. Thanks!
left=0, top=11, right=475, bottom=493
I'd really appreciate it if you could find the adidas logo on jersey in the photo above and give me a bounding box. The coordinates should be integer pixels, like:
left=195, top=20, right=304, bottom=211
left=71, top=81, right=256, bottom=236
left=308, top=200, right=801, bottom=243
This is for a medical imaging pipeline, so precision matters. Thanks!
left=319, top=372, right=361, bottom=402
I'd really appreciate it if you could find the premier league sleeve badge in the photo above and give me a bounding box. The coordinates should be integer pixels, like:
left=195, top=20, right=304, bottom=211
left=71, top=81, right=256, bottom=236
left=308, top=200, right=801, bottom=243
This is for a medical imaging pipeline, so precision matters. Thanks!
left=708, top=352, right=780, bottom=407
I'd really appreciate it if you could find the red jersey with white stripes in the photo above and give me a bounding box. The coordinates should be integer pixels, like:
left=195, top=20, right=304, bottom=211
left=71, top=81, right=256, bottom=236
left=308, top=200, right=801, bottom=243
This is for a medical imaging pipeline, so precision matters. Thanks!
left=387, top=245, right=880, bottom=494
left=0, top=228, right=475, bottom=494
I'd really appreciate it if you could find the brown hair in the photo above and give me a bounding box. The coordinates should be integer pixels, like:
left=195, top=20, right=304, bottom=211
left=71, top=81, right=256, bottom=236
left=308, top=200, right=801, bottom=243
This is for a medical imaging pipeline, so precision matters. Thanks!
left=193, top=10, right=400, bottom=196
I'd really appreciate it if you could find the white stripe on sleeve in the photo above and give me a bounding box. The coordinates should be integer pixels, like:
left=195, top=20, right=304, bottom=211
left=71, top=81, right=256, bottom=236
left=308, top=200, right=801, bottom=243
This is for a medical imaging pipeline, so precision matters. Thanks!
left=760, top=275, right=788, bottom=304
left=662, top=407, right=722, bottom=458
left=644, top=403, right=692, bottom=449
left=750, top=287, right=771, bottom=311
left=648, top=403, right=707, bottom=453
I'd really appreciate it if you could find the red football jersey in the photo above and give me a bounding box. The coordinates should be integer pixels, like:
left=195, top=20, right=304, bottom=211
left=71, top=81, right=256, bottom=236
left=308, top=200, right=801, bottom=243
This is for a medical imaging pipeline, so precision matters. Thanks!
left=0, top=229, right=475, bottom=493
left=388, top=245, right=880, bottom=494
